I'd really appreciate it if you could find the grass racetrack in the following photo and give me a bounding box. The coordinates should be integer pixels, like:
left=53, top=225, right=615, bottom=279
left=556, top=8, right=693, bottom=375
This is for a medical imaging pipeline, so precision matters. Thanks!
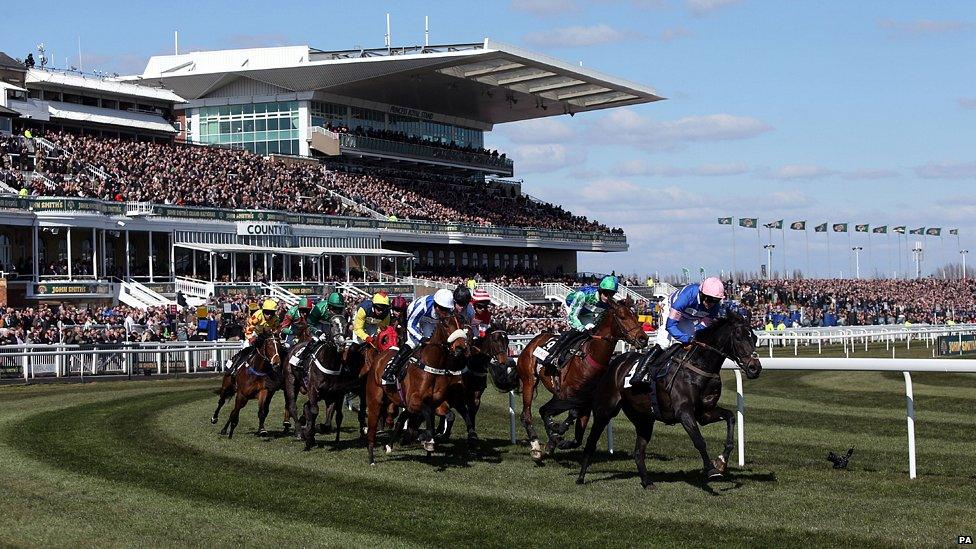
left=0, top=370, right=973, bottom=547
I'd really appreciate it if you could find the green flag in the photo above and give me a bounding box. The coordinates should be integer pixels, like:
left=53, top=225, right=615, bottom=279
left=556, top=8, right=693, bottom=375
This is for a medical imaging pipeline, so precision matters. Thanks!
left=893, top=226, right=906, bottom=234
left=926, top=227, right=941, bottom=236
left=814, top=222, right=827, bottom=233
left=790, top=221, right=806, bottom=230
left=855, top=224, right=869, bottom=232
left=832, top=223, right=848, bottom=233
left=764, top=219, right=784, bottom=229
left=738, top=218, right=757, bottom=229
left=682, top=267, right=690, bottom=276
left=949, top=228, right=959, bottom=235
left=718, top=217, right=732, bottom=225
left=909, top=227, right=924, bottom=235
left=872, top=225, right=887, bottom=234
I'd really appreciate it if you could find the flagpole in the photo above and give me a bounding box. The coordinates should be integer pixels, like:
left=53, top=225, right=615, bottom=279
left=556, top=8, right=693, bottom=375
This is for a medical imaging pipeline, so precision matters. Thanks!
left=781, top=226, right=786, bottom=279
left=886, top=230, right=891, bottom=279
left=847, top=229, right=852, bottom=277
left=731, top=219, right=736, bottom=284
left=826, top=225, right=831, bottom=278
left=805, top=227, right=810, bottom=278
left=867, top=230, right=873, bottom=279
left=756, top=226, right=762, bottom=279
left=940, top=234, right=945, bottom=279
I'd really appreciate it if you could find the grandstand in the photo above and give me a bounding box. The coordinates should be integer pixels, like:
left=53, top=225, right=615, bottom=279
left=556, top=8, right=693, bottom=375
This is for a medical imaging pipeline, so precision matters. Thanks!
left=0, top=40, right=661, bottom=309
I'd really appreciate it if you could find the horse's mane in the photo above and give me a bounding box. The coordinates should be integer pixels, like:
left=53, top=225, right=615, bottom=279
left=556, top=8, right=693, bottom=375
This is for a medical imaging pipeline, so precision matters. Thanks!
left=693, top=311, right=745, bottom=343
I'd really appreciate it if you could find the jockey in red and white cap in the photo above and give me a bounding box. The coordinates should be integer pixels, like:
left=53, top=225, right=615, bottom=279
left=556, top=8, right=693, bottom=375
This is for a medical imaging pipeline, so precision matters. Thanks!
left=470, top=288, right=493, bottom=338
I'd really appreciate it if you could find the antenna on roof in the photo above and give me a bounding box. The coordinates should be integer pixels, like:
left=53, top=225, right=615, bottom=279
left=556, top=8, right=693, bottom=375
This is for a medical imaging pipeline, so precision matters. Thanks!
left=78, top=36, right=83, bottom=72
left=174, top=30, right=179, bottom=55
left=385, top=13, right=391, bottom=50
left=425, top=16, right=429, bottom=47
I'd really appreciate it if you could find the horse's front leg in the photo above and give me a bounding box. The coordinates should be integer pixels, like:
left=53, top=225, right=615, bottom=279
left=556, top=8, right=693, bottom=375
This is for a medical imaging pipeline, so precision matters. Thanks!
left=256, top=387, right=271, bottom=436
left=697, top=406, right=735, bottom=476
left=678, top=409, right=720, bottom=481
left=302, top=384, right=320, bottom=451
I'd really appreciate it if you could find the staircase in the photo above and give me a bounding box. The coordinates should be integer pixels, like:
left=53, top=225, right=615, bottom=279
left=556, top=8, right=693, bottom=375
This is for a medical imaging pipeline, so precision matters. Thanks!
left=541, top=282, right=574, bottom=302
left=338, top=282, right=371, bottom=300
left=475, top=282, right=531, bottom=309
left=400, top=276, right=456, bottom=291
left=617, top=285, right=650, bottom=304
left=175, top=276, right=214, bottom=304
left=35, top=136, right=115, bottom=184
left=263, top=283, right=300, bottom=306
left=117, top=280, right=175, bottom=310
left=506, top=286, right=548, bottom=305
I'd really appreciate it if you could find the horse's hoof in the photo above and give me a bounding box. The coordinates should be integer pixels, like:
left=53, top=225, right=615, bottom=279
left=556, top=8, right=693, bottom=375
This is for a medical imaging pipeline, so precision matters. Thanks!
left=370, top=461, right=376, bottom=466
left=706, top=468, right=723, bottom=481
left=642, top=482, right=657, bottom=491
left=467, top=432, right=480, bottom=442
left=422, top=440, right=436, bottom=453
left=557, top=440, right=579, bottom=450
left=575, top=477, right=585, bottom=485
left=433, top=433, right=449, bottom=443
left=210, top=416, right=218, bottom=425
left=384, top=444, right=393, bottom=454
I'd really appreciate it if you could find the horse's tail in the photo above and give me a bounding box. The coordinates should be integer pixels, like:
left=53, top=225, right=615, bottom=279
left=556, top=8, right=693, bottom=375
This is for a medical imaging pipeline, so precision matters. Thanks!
left=487, top=359, right=520, bottom=393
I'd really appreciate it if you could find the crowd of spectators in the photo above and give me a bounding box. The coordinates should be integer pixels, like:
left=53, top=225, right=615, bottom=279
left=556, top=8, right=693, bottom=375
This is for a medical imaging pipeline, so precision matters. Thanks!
left=326, top=123, right=506, bottom=163
left=0, top=132, right=617, bottom=234
left=0, top=303, right=181, bottom=345
left=738, top=278, right=976, bottom=327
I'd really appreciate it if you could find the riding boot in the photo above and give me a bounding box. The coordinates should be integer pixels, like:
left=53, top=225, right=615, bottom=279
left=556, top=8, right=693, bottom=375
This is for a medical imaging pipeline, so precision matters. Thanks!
left=383, top=346, right=411, bottom=384
left=630, top=345, right=662, bottom=387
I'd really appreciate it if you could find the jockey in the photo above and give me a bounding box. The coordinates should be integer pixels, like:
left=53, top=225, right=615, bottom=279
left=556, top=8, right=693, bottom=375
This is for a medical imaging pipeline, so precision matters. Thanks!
left=540, top=275, right=618, bottom=369
left=289, top=292, right=347, bottom=370
left=631, top=277, right=725, bottom=386
left=245, top=299, right=281, bottom=345
left=454, top=286, right=474, bottom=323
left=470, top=288, right=493, bottom=339
left=352, top=293, right=392, bottom=345
left=382, top=288, right=455, bottom=383
left=280, top=298, right=312, bottom=346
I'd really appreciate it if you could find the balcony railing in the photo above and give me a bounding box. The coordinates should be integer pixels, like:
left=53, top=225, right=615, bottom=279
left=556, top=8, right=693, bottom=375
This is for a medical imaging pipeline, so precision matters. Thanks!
left=337, top=133, right=514, bottom=174
left=0, top=195, right=627, bottom=247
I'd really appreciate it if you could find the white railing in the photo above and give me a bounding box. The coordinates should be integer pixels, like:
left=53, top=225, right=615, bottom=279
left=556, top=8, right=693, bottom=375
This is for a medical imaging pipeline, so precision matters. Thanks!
left=617, top=285, right=650, bottom=303
left=2, top=341, right=242, bottom=380
left=265, top=283, right=300, bottom=306
left=175, top=276, right=214, bottom=299
left=476, top=282, right=531, bottom=309
left=755, top=324, right=976, bottom=357
left=541, top=282, right=573, bottom=302
left=652, top=282, right=678, bottom=298
left=338, top=282, right=371, bottom=300
left=117, top=280, right=173, bottom=310
left=400, top=276, right=456, bottom=290
left=125, top=201, right=154, bottom=216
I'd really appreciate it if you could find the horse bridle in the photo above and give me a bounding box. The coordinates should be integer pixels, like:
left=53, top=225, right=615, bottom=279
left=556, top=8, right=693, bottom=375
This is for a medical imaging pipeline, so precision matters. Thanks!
left=593, top=302, right=645, bottom=346
left=686, top=326, right=757, bottom=368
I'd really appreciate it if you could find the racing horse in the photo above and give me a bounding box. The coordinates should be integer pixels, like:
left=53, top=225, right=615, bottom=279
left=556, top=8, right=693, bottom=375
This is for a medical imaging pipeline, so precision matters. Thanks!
left=211, top=335, right=285, bottom=438
left=364, top=314, right=470, bottom=465
left=576, top=310, right=762, bottom=488
left=281, top=315, right=346, bottom=438
left=435, top=326, right=515, bottom=442
left=512, top=298, right=648, bottom=461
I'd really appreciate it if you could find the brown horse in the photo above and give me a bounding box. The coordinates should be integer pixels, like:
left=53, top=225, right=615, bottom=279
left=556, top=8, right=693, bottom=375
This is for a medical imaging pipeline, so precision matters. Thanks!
left=212, top=336, right=285, bottom=438
left=576, top=311, right=762, bottom=488
left=282, top=315, right=347, bottom=438
left=364, top=314, right=470, bottom=465
left=512, top=298, right=648, bottom=461
left=435, top=326, right=515, bottom=442
left=300, top=326, right=368, bottom=451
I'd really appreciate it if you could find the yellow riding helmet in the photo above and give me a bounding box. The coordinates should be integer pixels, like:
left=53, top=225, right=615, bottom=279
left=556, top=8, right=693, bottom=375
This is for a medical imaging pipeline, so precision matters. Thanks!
left=372, top=293, right=390, bottom=307
left=262, top=299, right=278, bottom=311
left=248, top=302, right=259, bottom=312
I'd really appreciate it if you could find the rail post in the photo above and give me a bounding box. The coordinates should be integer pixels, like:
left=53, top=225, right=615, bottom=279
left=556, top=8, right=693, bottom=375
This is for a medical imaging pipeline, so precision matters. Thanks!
left=735, top=369, right=745, bottom=467
left=903, top=371, right=916, bottom=479
left=508, top=391, right=517, bottom=445
left=607, top=420, right=615, bottom=454
left=22, top=355, right=29, bottom=382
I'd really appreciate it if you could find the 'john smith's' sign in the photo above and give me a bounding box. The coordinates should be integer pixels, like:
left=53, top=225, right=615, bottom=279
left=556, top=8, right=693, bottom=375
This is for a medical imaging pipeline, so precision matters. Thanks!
left=236, top=222, right=293, bottom=237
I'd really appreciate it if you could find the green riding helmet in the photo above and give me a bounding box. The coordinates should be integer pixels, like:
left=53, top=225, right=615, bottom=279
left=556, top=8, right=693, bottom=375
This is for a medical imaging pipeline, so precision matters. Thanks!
left=298, top=297, right=312, bottom=310
left=598, top=275, right=619, bottom=293
left=326, top=292, right=344, bottom=309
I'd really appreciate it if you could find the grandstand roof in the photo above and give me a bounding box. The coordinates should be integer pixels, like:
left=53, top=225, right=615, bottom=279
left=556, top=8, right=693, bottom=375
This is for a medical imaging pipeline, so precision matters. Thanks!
left=128, top=40, right=662, bottom=125
left=29, top=69, right=184, bottom=103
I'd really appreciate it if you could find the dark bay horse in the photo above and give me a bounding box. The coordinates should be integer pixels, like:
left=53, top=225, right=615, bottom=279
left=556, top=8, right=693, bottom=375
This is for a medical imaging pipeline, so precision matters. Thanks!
left=576, top=311, right=762, bottom=488
left=512, top=298, right=648, bottom=460
left=364, top=314, right=470, bottom=465
left=211, top=336, right=285, bottom=438
left=300, top=326, right=367, bottom=451
left=282, top=315, right=347, bottom=438
left=435, top=326, right=515, bottom=441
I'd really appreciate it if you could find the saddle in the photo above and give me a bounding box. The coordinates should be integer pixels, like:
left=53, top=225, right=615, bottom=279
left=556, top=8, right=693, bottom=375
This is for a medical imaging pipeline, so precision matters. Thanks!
left=630, top=344, right=685, bottom=421
left=534, top=332, right=590, bottom=375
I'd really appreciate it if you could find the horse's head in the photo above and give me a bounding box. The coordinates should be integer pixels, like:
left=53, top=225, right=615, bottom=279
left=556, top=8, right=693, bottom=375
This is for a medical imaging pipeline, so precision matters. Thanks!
left=257, top=336, right=282, bottom=368
left=430, top=313, right=470, bottom=359
left=699, top=309, right=761, bottom=379
left=479, top=326, right=514, bottom=371
left=603, top=297, right=649, bottom=349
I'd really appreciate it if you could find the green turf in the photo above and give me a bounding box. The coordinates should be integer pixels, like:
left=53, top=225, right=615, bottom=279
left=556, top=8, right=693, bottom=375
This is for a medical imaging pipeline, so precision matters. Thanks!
left=0, top=371, right=973, bottom=547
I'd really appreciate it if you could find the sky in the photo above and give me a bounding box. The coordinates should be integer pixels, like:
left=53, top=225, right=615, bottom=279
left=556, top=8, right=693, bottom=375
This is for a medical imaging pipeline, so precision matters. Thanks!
left=4, top=1, right=975, bottom=279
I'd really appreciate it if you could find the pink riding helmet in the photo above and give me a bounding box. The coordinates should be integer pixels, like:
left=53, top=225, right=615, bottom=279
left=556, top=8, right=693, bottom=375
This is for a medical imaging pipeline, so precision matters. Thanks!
left=700, top=277, right=725, bottom=299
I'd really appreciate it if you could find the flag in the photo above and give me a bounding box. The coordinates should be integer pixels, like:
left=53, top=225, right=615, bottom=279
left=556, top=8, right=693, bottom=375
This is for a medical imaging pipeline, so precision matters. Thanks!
left=764, top=219, right=783, bottom=229
left=682, top=267, right=690, bottom=276
left=909, top=227, right=924, bottom=235
left=790, top=221, right=806, bottom=230
left=814, top=222, right=827, bottom=233
left=739, top=218, right=757, bottom=229
left=832, top=223, right=848, bottom=233
left=949, top=228, right=959, bottom=236
left=926, top=227, right=941, bottom=236
left=718, top=217, right=732, bottom=225
left=872, top=225, right=887, bottom=234
left=893, top=226, right=906, bottom=234
left=855, top=224, right=869, bottom=232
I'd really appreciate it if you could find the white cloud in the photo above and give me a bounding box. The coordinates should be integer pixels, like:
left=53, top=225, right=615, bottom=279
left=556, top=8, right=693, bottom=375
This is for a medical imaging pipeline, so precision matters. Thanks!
left=578, top=178, right=641, bottom=202
left=613, top=159, right=749, bottom=177
left=660, top=26, right=692, bottom=42
left=500, top=117, right=575, bottom=144
left=511, top=143, right=586, bottom=173
left=686, top=0, right=742, bottom=16
left=878, top=19, right=973, bottom=38
left=914, top=161, right=976, bottom=179
left=958, top=97, right=976, bottom=110
left=842, top=168, right=899, bottom=180
left=524, top=23, right=639, bottom=48
left=509, top=0, right=578, bottom=16
left=764, top=164, right=834, bottom=180
left=592, top=109, right=772, bottom=151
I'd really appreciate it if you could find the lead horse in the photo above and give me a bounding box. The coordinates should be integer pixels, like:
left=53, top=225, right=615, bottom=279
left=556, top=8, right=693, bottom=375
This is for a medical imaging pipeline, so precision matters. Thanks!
left=576, top=310, right=762, bottom=488
left=211, top=336, right=285, bottom=438
left=511, top=298, right=648, bottom=461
